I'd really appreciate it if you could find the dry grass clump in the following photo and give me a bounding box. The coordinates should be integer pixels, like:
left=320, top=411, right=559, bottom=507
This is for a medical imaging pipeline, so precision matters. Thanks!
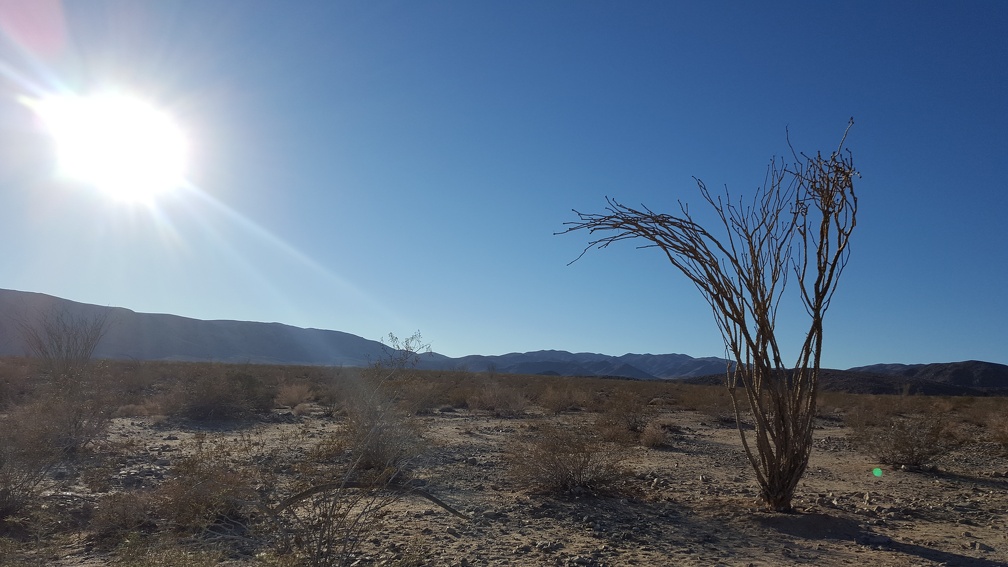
left=109, top=536, right=226, bottom=567
left=467, top=381, right=528, bottom=417
left=536, top=383, right=588, bottom=414
left=668, top=383, right=735, bottom=422
left=90, top=491, right=158, bottom=548
left=988, top=416, right=1008, bottom=455
left=639, top=419, right=683, bottom=449
left=0, top=406, right=60, bottom=519
left=154, top=436, right=257, bottom=536
left=508, top=422, right=626, bottom=495
left=594, top=392, right=652, bottom=444
left=275, top=381, right=314, bottom=409
left=162, top=369, right=277, bottom=421
left=847, top=409, right=959, bottom=469
left=342, top=385, right=424, bottom=475
left=0, top=358, right=34, bottom=409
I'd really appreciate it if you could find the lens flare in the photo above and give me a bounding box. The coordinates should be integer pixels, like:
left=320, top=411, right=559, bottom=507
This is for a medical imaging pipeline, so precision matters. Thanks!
left=26, top=93, right=188, bottom=202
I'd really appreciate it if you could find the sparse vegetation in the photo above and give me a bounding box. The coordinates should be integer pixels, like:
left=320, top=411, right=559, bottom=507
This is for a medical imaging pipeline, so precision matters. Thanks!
left=18, top=309, right=114, bottom=454
left=0, top=355, right=1005, bottom=566
left=508, top=422, right=626, bottom=495
left=594, top=391, right=652, bottom=444
left=847, top=409, right=959, bottom=469
left=0, top=405, right=60, bottom=518
left=466, top=380, right=528, bottom=417
left=275, top=381, right=314, bottom=409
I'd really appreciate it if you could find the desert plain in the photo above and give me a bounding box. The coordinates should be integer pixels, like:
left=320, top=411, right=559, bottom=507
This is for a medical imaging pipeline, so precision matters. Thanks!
left=1, top=359, right=1006, bottom=567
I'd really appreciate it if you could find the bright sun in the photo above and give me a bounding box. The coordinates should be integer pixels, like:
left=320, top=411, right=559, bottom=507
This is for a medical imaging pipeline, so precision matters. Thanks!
left=28, top=93, right=188, bottom=202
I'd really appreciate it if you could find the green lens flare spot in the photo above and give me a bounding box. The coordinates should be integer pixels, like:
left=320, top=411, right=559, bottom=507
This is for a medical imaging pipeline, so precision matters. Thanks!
left=872, top=467, right=883, bottom=477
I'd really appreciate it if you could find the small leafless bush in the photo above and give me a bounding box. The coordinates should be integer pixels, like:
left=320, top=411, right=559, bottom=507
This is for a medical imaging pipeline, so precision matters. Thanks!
left=670, top=383, right=735, bottom=421
left=537, top=384, right=587, bottom=414
left=268, top=471, right=405, bottom=567
left=988, top=416, right=1008, bottom=455
left=594, top=392, right=651, bottom=444
left=36, top=386, right=113, bottom=454
left=18, top=308, right=109, bottom=383
left=848, top=412, right=958, bottom=469
left=90, top=491, right=157, bottom=547
left=16, top=309, right=116, bottom=454
left=508, top=422, right=626, bottom=495
left=467, top=381, right=528, bottom=417
left=0, top=358, right=33, bottom=409
left=342, top=382, right=423, bottom=474
left=155, top=436, right=256, bottom=535
left=0, top=407, right=60, bottom=519
left=639, top=420, right=682, bottom=449
left=256, top=331, right=455, bottom=567
left=165, top=369, right=277, bottom=421
left=275, top=381, right=314, bottom=409
left=270, top=434, right=418, bottom=562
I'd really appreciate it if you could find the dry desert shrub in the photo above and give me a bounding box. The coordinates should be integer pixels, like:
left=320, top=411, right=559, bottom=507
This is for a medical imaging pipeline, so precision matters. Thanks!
left=989, top=416, right=1008, bottom=455
left=594, top=392, right=652, bottom=444
left=0, top=358, right=34, bottom=409
left=848, top=410, right=958, bottom=468
left=508, top=422, right=626, bottom=495
left=153, top=435, right=257, bottom=537
left=946, top=396, right=1007, bottom=429
left=255, top=332, right=448, bottom=566
left=90, top=491, right=158, bottom=547
left=639, top=419, right=683, bottom=449
left=272, top=406, right=430, bottom=565
left=163, top=368, right=277, bottom=421
left=537, top=383, right=588, bottom=414
left=0, top=407, right=61, bottom=519
left=431, top=374, right=480, bottom=410
left=467, top=380, right=528, bottom=417
left=275, top=381, right=314, bottom=409
left=385, top=372, right=472, bottom=415
left=669, top=383, right=735, bottom=421
left=342, top=381, right=424, bottom=475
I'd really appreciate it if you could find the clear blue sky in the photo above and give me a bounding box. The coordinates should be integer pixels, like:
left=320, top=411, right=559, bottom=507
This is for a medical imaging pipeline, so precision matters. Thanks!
left=0, top=1, right=1005, bottom=368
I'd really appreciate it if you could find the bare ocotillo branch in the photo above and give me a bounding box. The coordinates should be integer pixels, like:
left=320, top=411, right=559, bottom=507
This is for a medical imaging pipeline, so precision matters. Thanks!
left=559, top=119, right=859, bottom=512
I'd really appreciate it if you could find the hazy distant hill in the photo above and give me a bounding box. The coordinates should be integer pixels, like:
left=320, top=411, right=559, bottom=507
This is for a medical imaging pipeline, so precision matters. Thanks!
left=428, top=350, right=730, bottom=379
left=0, top=288, right=403, bottom=367
left=847, top=361, right=1008, bottom=392
left=685, top=365, right=1008, bottom=395
left=0, top=289, right=725, bottom=378
left=2, top=288, right=1005, bottom=390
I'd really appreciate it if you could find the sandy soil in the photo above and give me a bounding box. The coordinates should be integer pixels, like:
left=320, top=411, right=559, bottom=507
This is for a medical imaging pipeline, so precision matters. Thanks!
left=16, top=403, right=1008, bottom=567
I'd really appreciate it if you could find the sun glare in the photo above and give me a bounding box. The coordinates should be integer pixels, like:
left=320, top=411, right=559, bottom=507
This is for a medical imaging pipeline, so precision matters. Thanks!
left=28, top=93, right=188, bottom=202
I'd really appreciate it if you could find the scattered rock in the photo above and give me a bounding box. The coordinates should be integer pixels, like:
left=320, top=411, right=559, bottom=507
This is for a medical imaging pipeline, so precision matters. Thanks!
left=972, top=541, right=995, bottom=552
left=857, top=534, right=892, bottom=546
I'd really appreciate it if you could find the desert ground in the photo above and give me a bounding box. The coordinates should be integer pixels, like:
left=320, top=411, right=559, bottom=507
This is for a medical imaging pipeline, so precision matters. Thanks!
left=1, top=360, right=1006, bottom=567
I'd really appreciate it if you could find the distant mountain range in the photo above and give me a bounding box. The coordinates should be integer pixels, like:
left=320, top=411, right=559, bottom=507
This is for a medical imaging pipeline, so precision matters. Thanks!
left=0, top=289, right=730, bottom=378
left=684, top=365, right=1008, bottom=396
left=1, top=288, right=1006, bottom=393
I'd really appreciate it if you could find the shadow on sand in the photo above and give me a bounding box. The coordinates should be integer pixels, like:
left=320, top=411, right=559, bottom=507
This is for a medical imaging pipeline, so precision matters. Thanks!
left=758, top=511, right=1004, bottom=567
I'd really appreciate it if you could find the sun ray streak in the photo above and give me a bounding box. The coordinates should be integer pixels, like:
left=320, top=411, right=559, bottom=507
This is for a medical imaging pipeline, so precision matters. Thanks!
left=176, top=181, right=407, bottom=331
